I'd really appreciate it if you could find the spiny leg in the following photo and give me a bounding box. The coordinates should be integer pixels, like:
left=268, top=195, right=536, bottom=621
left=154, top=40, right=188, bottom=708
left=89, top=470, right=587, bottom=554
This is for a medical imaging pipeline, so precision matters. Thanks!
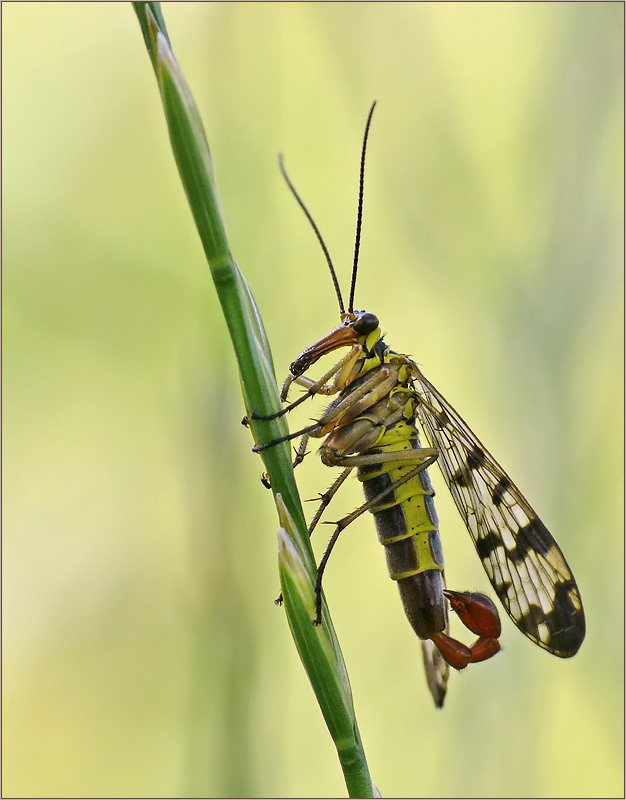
left=308, top=468, right=353, bottom=535
left=274, top=467, right=353, bottom=605
left=292, top=432, right=310, bottom=470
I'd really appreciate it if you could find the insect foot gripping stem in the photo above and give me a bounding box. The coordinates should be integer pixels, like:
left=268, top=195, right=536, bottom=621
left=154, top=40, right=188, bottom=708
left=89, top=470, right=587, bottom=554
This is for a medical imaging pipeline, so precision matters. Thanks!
left=432, top=591, right=502, bottom=670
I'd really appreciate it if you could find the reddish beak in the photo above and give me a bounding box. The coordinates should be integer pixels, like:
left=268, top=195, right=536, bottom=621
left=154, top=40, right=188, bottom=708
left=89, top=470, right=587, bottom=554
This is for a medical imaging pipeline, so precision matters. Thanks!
left=289, top=322, right=359, bottom=377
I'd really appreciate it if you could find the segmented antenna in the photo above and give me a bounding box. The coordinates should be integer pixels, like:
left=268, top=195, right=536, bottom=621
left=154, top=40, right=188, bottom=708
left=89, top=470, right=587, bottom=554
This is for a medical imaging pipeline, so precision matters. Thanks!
left=278, top=153, right=345, bottom=316
left=348, top=100, right=377, bottom=313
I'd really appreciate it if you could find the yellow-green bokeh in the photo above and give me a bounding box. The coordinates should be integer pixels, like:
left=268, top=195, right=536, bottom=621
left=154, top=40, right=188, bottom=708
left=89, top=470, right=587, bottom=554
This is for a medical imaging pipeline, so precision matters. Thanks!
left=3, top=3, right=623, bottom=797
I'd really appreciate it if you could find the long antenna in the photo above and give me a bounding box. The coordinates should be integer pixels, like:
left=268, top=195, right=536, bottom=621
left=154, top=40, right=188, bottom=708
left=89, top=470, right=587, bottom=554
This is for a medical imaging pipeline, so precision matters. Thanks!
left=348, top=101, right=377, bottom=313
left=278, top=153, right=345, bottom=316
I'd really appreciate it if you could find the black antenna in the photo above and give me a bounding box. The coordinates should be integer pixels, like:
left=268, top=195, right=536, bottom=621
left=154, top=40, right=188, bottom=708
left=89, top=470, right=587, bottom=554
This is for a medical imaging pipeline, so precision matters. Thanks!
left=348, top=101, right=377, bottom=313
left=278, top=153, right=345, bottom=316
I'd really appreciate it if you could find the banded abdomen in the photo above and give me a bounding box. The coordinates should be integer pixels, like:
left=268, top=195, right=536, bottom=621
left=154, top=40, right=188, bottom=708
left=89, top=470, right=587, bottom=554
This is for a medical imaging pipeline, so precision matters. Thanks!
left=356, top=408, right=448, bottom=641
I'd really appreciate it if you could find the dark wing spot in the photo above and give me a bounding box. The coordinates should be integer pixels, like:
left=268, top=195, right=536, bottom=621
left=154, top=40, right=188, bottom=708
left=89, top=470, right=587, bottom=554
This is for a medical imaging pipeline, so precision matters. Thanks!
left=506, top=531, right=533, bottom=563
left=520, top=603, right=545, bottom=629
left=544, top=584, right=586, bottom=656
left=475, top=531, right=501, bottom=562
left=493, top=578, right=514, bottom=596
left=452, top=466, right=471, bottom=487
left=491, top=476, right=511, bottom=507
left=518, top=518, right=552, bottom=557
left=467, top=445, right=486, bottom=470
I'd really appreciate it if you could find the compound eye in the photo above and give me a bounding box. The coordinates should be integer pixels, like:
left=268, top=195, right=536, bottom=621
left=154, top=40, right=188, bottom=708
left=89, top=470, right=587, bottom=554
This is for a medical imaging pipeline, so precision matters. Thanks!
left=352, top=311, right=379, bottom=335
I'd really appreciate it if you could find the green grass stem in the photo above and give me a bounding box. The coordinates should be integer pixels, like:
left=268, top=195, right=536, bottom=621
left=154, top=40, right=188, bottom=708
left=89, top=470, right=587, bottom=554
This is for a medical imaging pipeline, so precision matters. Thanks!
left=133, top=3, right=374, bottom=796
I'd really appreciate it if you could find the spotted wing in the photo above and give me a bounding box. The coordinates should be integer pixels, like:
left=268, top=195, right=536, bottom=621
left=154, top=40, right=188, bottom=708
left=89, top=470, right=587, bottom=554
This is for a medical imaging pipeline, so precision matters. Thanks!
left=412, top=367, right=585, bottom=657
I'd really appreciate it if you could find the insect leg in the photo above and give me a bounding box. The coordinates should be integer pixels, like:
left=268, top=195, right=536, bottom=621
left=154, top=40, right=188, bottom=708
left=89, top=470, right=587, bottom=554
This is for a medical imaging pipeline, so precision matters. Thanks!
left=260, top=431, right=311, bottom=490
left=246, top=345, right=362, bottom=425
left=252, top=420, right=326, bottom=452
left=275, top=467, right=353, bottom=606
left=281, top=343, right=361, bottom=402
left=332, top=447, right=439, bottom=468
left=253, top=366, right=400, bottom=453
left=308, top=468, right=353, bottom=535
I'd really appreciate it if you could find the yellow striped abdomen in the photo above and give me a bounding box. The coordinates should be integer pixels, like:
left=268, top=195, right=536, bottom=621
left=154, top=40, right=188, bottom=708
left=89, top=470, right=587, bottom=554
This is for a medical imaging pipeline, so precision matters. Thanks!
left=357, top=415, right=447, bottom=640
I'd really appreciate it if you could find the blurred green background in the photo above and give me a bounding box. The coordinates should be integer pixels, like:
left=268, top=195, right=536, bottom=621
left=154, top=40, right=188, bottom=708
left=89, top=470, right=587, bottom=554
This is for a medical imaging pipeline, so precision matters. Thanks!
left=3, top=3, right=623, bottom=797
